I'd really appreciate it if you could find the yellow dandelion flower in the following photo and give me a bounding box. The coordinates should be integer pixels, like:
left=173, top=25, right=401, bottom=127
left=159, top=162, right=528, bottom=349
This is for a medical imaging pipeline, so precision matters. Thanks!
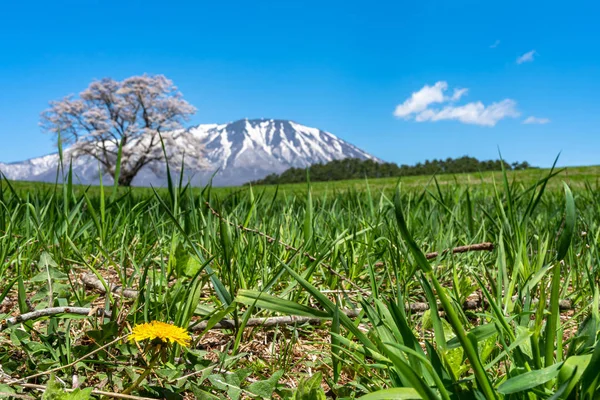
left=129, top=321, right=191, bottom=347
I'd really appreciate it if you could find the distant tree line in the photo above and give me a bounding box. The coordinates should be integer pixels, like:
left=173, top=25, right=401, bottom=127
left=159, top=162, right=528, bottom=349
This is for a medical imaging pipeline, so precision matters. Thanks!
left=248, top=156, right=535, bottom=185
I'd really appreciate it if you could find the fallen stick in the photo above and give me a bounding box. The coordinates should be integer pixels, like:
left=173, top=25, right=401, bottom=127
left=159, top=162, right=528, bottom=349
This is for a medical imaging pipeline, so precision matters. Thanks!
left=1, top=297, right=573, bottom=333
left=79, top=241, right=496, bottom=301
left=426, top=242, right=495, bottom=259
left=78, top=271, right=573, bottom=316
left=80, top=274, right=139, bottom=299
left=189, top=310, right=362, bottom=331
left=0, top=307, right=111, bottom=331
left=78, top=273, right=471, bottom=312
left=0, top=306, right=360, bottom=332
left=371, top=242, right=496, bottom=267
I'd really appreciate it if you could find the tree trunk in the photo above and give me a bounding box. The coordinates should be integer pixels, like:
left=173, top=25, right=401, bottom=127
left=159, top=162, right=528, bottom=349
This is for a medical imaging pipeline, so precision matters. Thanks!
left=117, top=172, right=135, bottom=187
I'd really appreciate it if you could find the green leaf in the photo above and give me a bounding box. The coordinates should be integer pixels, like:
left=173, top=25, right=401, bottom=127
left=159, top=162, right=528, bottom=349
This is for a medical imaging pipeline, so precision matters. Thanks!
left=207, top=374, right=228, bottom=392
left=111, top=136, right=125, bottom=201
left=0, top=384, right=15, bottom=397
left=557, top=354, right=591, bottom=399
left=17, top=263, right=31, bottom=330
left=579, top=332, right=600, bottom=397
left=556, top=182, right=575, bottom=261
left=190, top=385, right=220, bottom=400
left=236, top=290, right=330, bottom=318
left=545, top=263, right=562, bottom=371
left=303, top=182, right=314, bottom=246
left=393, top=189, right=432, bottom=273
left=292, top=372, right=326, bottom=400
left=496, top=363, right=563, bottom=394
left=85, top=321, right=119, bottom=344
left=64, top=389, right=93, bottom=400
left=31, top=268, right=68, bottom=283
left=226, top=369, right=251, bottom=400
left=42, top=375, right=92, bottom=400
left=247, top=370, right=284, bottom=398
left=420, top=277, right=446, bottom=350
left=174, top=243, right=203, bottom=278
left=358, top=388, right=422, bottom=399
left=331, top=306, right=341, bottom=384
left=446, top=323, right=497, bottom=350
left=377, top=344, right=440, bottom=400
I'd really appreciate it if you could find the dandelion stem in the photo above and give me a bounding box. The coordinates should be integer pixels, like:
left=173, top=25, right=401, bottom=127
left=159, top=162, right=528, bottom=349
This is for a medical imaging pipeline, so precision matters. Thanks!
left=122, top=352, right=160, bottom=395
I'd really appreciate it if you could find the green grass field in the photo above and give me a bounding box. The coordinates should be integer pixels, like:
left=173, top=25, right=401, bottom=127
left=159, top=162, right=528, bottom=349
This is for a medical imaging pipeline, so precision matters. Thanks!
left=1, top=164, right=599, bottom=399
left=7, top=164, right=600, bottom=196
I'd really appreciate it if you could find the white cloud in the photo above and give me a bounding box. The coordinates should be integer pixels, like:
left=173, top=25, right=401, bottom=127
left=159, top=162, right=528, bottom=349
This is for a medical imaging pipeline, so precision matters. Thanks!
left=490, top=40, right=500, bottom=49
left=450, top=88, right=468, bottom=101
left=416, top=100, right=519, bottom=127
left=393, top=81, right=448, bottom=118
left=393, top=82, right=519, bottom=127
left=523, top=116, right=550, bottom=124
left=516, top=50, right=536, bottom=64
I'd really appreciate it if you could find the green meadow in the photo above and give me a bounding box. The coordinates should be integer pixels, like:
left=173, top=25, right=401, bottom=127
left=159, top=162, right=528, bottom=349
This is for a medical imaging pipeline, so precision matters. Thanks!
left=1, top=163, right=600, bottom=399
left=8, top=164, right=600, bottom=196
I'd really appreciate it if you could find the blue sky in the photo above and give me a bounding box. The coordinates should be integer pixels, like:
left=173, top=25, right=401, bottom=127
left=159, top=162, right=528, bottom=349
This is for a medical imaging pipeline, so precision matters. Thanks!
left=1, top=0, right=598, bottom=167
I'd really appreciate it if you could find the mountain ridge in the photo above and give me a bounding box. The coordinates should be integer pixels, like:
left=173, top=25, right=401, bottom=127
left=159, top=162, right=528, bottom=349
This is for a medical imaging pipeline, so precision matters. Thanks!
left=0, top=118, right=379, bottom=187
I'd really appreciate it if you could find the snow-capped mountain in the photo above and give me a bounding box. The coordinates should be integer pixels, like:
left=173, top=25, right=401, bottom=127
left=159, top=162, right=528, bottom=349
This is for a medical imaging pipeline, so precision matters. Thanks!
left=0, top=119, right=379, bottom=187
